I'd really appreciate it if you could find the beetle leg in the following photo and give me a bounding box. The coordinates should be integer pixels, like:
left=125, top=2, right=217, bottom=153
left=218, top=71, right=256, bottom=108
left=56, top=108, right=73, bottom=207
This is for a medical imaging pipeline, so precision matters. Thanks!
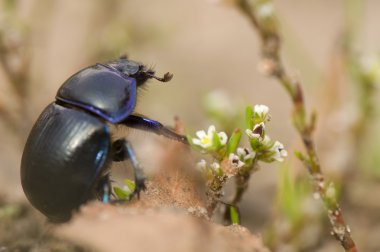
left=102, top=181, right=111, bottom=203
left=121, top=114, right=188, bottom=144
left=97, top=174, right=112, bottom=203
left=112, top=139, right=146, bottom=197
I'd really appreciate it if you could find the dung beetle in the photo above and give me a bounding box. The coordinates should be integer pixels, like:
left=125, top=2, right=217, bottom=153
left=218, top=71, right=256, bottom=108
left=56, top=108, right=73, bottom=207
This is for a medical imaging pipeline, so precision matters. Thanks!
left=21, top=56, right=187, bottom=222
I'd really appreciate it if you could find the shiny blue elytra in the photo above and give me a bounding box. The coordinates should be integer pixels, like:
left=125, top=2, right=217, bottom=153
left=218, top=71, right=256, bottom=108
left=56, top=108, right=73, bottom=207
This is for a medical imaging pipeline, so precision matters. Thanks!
left=21, top=57, right=178, bottom=222
left=21, top=103, right=110, bottom=221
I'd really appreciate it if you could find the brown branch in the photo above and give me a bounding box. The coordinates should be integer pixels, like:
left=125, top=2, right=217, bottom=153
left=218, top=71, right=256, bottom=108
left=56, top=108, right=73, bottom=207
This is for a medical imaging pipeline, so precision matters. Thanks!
left=236, top=1, right=357, bottom=251
left=0, top=30, right=31, bottom=134
left=232, top=173, right=251, bottom=206
left=0, top=34, right=29, bottom=99
left=230, top=159, right=259, bottom=206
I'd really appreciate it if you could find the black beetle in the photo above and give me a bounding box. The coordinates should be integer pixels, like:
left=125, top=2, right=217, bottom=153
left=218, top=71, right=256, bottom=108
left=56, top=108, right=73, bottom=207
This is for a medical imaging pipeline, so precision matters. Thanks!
left=21, top=56, right=187, bottom=222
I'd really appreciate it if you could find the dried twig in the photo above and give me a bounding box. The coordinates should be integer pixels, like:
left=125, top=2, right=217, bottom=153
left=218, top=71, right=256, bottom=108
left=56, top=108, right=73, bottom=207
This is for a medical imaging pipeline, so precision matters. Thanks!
left=236, top=0, right=357, bottom=251
left=0, top=4, right=31, bottom=134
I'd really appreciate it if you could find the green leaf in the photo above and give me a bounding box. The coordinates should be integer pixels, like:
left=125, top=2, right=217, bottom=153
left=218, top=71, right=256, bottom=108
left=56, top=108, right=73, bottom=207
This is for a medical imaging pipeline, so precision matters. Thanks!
left=277, top=165, right=312, bottom=225
left=292, top=108, right=306, bottom=132
left=227, top=129, right=242, bottom=155
left=186, top=134, right=197, bottom=148
left=324, top=182, right=338, bottom=208
left=294, top=150, right=305, bottom=161
left=124, top=179, right=136, bottom=192
left=212, top=130, right=221, bottom=149
left=113, top=187, right=131, bottom=200
left=186, top=134, right=193, bottom=144
left=245, top=106, right=254, bottom=130
left=294, top=151, right=311, bottom=167
left=249, top=137, right=261, bottom=150
left=277, top=165, right=299, bottom=223
left=230, top=206, right=240, bottom=225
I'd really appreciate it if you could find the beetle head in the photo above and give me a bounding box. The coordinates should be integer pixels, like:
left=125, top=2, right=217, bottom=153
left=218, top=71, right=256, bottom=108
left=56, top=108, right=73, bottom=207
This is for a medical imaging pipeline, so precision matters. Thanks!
left=108, top=57, right=173, bottom=86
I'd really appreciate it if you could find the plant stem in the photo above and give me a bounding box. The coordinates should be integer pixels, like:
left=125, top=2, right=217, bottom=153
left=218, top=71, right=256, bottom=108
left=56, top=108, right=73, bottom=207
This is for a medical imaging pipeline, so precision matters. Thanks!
left=205, top=174, right=227, bottom=216
left=236, top=1, right=358, bottom=251
left=232, top=173, right=251, bottom=205
left=231, top=159, right=259, bottom=206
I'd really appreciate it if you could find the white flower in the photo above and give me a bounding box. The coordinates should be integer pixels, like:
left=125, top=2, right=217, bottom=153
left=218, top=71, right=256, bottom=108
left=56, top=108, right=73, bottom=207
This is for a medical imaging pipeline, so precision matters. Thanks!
left=196, top=159, right=207, bottom=171
left=210, top=162, right=221, bottom=171
left=254, top=104, right=270, bottom=121
left=245, top=122, right=265, bottom=140
left=228, top=153, right=245, bottom=169
left=218, top=131, right=228, bottom=145
left=271, top=141, right=288, bottom=162
left=192, top=125, right=227, bottom=148
left=254, top=104, right=269, bottom=115
left=262, top=135, right=271, bottom=145
left=237, top=147, right=256, bottom=161
left=257, top=3, right=274, bottom=18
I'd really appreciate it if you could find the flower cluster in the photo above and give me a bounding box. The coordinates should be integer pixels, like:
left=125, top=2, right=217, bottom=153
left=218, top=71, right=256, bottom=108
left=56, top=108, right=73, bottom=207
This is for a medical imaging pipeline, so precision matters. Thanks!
left=196, top=159, right=223, bottom=179
left=188, top=104, right=287, bottom=179
left=245, top=105, right=287, bottom=162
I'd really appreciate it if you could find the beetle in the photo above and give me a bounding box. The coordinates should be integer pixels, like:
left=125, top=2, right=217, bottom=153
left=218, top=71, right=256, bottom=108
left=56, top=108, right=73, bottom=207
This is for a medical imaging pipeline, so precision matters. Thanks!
left=21, top=56, right=187, bottom=222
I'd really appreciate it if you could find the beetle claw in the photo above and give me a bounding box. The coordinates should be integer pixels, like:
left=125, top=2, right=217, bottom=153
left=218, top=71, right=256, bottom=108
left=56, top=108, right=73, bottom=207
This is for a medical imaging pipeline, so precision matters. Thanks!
left=133, top=180, right=147, bottom=199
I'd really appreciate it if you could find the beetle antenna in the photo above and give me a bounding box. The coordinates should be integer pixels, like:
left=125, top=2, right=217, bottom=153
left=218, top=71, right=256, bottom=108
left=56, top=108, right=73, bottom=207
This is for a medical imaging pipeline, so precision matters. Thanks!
left=147, top=72, right=173, bottom=82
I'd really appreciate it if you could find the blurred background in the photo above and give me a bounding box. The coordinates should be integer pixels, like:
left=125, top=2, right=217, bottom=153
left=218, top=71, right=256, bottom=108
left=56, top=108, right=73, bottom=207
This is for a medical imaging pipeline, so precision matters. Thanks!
left=0, top=0, right=380, bottom=251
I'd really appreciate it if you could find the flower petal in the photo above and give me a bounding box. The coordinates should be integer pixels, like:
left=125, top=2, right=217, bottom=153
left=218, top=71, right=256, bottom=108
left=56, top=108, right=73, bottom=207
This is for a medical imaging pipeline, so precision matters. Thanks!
left=237, top=147, right=245, bottom=156
left=237, top=147, right=255, bottom=160
left=207, top=125, right=216, bottom=136
left=196, top=159, right=207, bottom=170
left=192, top=138, right=202, bottom=146
left=228, top=153, right=245, bottom=168
left=254, top=104, right=269, bottom=115
left=200, top=141, right=213, bottom=148
left=218, top=132, right=228, bottom=145
left=196, top=130, right=207, bottom=139
left=210, top=162, right=220, bottom=170
left=245, top=129, right=260, bottom=139
left=270, top=141, right=287, bottom=162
